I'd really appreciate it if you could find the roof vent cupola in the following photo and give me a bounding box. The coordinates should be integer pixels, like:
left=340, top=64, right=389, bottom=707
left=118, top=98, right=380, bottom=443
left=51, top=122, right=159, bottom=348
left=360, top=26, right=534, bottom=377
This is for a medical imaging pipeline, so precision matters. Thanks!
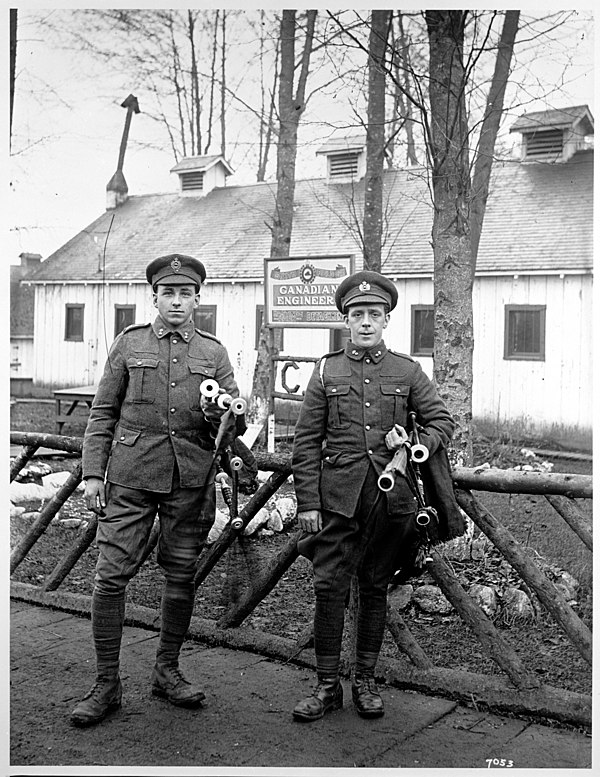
left=171, top=155, right=234, bottom=197
left=509, top=105, right=594, bottom=163
left=316, top=134, right=367, bottom=183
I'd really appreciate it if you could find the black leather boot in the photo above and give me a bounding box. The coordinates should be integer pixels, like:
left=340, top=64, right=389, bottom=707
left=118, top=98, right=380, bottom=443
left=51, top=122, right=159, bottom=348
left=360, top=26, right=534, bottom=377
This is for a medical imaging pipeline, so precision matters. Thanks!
left=293, top=656, right=343, bottom=722
left=352, top=651, right=384, bottom=718
left=70, top=675, right=122, bottom=727
left=151, top=663, right=206, bottom=707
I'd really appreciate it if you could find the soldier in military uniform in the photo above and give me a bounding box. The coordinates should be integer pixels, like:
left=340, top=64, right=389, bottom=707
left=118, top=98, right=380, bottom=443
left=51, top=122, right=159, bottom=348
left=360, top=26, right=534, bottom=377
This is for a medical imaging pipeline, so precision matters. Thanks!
left=71, top=254, right=239, bottom=727
left=291, top=270, right=455, bottom=722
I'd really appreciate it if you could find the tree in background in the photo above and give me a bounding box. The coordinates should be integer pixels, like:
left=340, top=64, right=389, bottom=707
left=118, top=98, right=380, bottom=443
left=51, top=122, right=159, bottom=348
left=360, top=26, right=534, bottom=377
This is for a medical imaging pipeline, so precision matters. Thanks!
left=320, top=9, right=523, bottom=464
left=10, top=9, right=17, bottom=143
left=248, top=10, right=317, bottom=430
left=425, top=10, right=476, bottom=465
left=26, top=8, right=283, bottom=179
left=362, top=10, right=391, bottom=272
left=424, top=10, right=520, bottom=465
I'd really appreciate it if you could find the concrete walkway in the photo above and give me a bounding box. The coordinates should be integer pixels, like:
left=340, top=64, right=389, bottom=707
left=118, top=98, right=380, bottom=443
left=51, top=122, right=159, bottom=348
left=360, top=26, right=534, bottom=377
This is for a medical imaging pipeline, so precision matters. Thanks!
left=8, top=600, right=593, bottom=772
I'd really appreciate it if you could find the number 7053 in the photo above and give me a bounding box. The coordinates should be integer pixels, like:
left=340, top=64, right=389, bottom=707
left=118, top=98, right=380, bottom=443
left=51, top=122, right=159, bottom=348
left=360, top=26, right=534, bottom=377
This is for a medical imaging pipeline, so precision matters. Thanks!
left=486, top=758, right=514, bottom=768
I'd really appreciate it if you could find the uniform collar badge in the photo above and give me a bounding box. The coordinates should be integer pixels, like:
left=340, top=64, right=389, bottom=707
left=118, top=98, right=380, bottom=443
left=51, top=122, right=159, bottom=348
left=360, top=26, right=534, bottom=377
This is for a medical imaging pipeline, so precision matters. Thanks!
left=359, top=280, right=371, bottom=291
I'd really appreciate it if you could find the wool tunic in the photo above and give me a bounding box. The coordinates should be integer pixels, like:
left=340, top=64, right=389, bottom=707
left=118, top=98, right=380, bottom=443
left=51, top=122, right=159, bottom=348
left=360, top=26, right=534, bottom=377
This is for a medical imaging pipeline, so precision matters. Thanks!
left=82, top=315, right=238, bottom=492
left=292, top=340, right=454, bottom=518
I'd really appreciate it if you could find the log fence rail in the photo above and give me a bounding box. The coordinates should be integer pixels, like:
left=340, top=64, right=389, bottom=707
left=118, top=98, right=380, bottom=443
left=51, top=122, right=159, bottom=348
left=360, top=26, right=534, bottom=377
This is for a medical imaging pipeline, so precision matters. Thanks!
left=9, top=431, right=592, bottom=728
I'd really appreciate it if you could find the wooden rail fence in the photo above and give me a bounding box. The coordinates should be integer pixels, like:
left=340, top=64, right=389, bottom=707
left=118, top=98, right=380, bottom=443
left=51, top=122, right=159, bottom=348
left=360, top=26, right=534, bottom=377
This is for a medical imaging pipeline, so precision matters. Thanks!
left=9, top=431, right=593, bottom=728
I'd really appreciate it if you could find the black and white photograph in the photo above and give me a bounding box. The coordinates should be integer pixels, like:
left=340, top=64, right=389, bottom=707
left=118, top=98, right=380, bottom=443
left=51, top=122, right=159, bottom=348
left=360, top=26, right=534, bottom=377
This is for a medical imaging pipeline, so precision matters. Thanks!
left=7, top=3, right=595, bottom=774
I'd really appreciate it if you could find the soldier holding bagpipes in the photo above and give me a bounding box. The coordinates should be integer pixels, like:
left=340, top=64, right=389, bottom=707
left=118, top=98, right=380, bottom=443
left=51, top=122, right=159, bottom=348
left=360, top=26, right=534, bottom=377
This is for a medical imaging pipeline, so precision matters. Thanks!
left=292, top=270, right=465, bottom=723
left=71, top=253, right=241, bottom=727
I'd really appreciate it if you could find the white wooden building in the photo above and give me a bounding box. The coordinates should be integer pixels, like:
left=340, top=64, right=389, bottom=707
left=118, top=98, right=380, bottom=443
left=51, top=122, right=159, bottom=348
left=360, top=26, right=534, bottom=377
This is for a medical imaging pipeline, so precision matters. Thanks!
left=22, top=106, right=594, bottom=437
left=10, top=253, right=42, bottom=396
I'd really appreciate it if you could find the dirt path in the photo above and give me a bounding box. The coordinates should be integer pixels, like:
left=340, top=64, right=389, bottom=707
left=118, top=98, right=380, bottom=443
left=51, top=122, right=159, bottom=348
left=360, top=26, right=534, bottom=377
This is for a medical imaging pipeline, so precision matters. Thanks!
left=9, top=600, right=592, bottom=771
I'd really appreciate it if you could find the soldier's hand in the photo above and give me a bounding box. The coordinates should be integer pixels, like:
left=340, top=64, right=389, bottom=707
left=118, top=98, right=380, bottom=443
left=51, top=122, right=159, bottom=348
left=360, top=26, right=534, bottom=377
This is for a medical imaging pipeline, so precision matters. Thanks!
left=297, top=509, right=322, bottom=533
left=200, top=393, right=226, bottom=423
left=385, top=424, right=409, bottom=450
left=84, top=477, right=106, bottom=516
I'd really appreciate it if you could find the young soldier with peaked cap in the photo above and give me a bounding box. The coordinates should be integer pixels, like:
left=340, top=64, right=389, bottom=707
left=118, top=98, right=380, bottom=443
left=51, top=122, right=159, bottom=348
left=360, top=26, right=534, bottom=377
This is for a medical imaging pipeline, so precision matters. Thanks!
left=291, top=270, right=456, bottom=721
left=71, top=253, right=239, bottom=726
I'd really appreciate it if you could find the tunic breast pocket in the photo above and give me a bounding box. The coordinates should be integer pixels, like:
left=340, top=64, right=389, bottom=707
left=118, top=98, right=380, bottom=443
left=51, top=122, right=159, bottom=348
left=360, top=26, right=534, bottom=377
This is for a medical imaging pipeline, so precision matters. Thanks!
left=188, top=361, right=216, bottom=411
left=325, top=383, right=351, bottom=429
left=127, top=357, right=159, bottom=404
left=380, top=384, right=410, bottom=430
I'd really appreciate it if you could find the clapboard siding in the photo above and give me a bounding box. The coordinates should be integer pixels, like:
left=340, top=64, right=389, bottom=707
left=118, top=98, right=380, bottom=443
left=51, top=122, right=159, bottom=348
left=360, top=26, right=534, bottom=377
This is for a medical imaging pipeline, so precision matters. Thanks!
left=10, top=337, right=34, bottom=377
left=473, top=274, right=592, bottom=430
left=31, top=272, right=592, bottom=433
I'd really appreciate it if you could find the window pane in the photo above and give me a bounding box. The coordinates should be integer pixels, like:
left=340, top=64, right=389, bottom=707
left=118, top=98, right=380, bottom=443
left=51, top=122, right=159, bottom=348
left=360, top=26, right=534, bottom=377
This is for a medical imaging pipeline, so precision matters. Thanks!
left=114, top=306, right=135, bottom=337
left=194, top=306, right=216, bottom=335
left=330, top=327, right=350, bottom=351
left=255, top=305, right=264, bottom=350
left=65, top=305, right=84, bottom=341
left=411, top=306, right=434, bottom=355
left=505, top=306, right=545, bottom=360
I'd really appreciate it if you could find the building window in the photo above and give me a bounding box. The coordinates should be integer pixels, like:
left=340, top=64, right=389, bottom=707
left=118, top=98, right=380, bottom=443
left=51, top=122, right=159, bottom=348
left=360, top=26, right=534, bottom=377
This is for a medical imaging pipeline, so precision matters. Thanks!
left=255, top=305, right=283, bottom=350
left=65, top=304, right=84, bottom=341
left=194, top=305, right=217, bottom=335
left=114, top=304, right=136, bottom=337
left=329, top=327, right=350, bottom=351
left=411, top=305, right=434, bottom=356
left=504, top=305, right=546, bottom=361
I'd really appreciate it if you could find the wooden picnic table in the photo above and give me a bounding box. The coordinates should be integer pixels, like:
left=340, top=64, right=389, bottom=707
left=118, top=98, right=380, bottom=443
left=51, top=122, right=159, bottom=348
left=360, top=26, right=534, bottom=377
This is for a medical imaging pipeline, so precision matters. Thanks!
left=53, top=385, right=97, bottom=434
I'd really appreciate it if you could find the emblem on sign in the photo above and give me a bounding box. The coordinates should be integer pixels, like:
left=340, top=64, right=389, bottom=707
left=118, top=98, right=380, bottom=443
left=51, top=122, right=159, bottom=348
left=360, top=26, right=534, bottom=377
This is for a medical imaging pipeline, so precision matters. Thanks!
left=171, top=257, right=182, bottom=272
left=300, top=263, right=316, bottom=284
left=359, top=281, right=371, bottom=291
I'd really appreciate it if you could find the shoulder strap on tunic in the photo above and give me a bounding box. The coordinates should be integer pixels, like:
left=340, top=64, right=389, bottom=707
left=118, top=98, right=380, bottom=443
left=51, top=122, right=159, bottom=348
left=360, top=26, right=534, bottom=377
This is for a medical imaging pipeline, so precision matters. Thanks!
left=122, top=322, right=151, bottom=334
left=318, top=347, right=344, bottom=386
left=195, top=328, right=222, bottom=344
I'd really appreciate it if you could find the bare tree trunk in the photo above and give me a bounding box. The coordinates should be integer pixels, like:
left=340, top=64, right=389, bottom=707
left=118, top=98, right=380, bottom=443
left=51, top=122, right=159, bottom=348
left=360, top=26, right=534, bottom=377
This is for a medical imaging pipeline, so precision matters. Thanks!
left=10, top=9, right=17, bottom=143
left=426, top=10, right=474, bottom=466
left=220, top=11, right=227, bottom=156
left=166, top=14, right=188, bottom=158
left=188, top=11, right=201, bottom=155
left=470, top=11, right=520, bottom=258
left=257, top=40, right=279, bottom=182
left=248, top=10, right=317, bottom=426
left=204, top=9, right=219, bottom=154
left=391, top=13, right=419, bottom=167
left=363, top=10, right=391, bottom=272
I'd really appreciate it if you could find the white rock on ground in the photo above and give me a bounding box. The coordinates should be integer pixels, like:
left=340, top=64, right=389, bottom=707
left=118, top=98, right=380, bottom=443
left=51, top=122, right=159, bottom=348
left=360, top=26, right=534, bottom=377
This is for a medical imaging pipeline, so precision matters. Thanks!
left=271, top=496, right=296, bottom=523
left=206, top=509, right=230, bottom=544
left=412, top=584, right=453, bottom=615
left=243, top=507, right=270, bottom=536
left=42, top=471, right=85, bottom=491
left=266, top=510, right=283, bottom=532
left=9, top=481, right=56, bottom=505
left=468, top=583, right=498, bottom=617
left=388, top=584, right=414, bottom=611
left=503, top=586, right=536, bottom=620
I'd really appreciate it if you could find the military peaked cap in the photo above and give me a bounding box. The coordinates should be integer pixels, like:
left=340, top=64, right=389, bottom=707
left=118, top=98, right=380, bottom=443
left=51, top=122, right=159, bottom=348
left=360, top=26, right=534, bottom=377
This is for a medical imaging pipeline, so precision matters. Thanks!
left=146, top=253, right=206, bottom=289
left=335, top=270, right=398, bottom=313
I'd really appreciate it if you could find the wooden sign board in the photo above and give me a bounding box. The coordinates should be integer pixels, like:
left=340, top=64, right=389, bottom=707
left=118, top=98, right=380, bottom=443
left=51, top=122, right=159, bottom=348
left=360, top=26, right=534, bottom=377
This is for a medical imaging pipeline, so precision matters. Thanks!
left=264, top=254, right=355, bottom=328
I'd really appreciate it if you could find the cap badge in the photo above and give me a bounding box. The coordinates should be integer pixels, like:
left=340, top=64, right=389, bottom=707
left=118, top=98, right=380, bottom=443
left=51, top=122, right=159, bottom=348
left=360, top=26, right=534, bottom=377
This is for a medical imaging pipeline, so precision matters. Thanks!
left=170, top=257, right=182, bottom=272
left=359, top=281, right=371, bottom=292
